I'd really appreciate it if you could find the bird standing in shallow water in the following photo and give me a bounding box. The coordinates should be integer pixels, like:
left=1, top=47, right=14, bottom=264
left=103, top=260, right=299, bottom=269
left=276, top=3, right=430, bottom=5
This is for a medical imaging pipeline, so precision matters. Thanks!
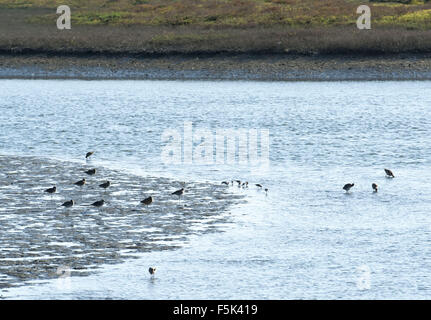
left=91, top=199, right=105, bottom=207
left=62, top=200, right=74, bottom=208
left=372, top=183, right=378, bottom=192
left=74, top=178, right=86, bottom=186
left=149, top=267, right=156, bottom=276
left=221, top=181, right=229, bottom=186
left=86, top=152, right=94, bottom=159
left=343, top=183, right=354, bottom=193
left=256, top=184, right=262, bottom=189
left=172, top=188, right=184, bottom=200
left=141, top=196, right=153, bottom=206
left=85, top=168, right=96, bottom=175
left=385, top=169, right=395, bottom=178
left=99, top=181, right=111, bottom=189
left=44, top=186, right=56, bottom=194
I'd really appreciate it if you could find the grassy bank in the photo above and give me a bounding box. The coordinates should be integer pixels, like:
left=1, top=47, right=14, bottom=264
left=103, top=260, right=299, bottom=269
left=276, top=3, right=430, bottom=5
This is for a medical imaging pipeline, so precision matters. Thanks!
left=0, top=0, right=431, bottom=56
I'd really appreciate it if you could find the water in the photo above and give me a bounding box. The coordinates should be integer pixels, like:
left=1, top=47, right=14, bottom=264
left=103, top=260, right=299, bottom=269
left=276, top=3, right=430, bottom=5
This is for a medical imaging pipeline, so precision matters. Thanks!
left=1, top=80, right=431, bottom=299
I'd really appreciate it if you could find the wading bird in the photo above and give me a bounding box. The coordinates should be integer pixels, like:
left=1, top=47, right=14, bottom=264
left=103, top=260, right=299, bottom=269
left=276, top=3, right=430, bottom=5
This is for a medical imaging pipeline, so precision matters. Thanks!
left=172, top=188, right=184, bottom=200
left=343, top=183, right=354, bottom=193
left=74, top=178, right=86, bottom=186
left=221, top=181, right=229, bottom=186
left=85, top=168, right=96, bottom=175
left=255, top=184, right=262, bottom=188
left=372, top=183, right=378, bottom=192
left=99, top=181, right=111, bottom=189
left=86, top=152, right=94, bottom=159
left=384, top=169, right=395, bottom=178
left=44, top=186, right=56, bottom=194
left=91, top=199, right=105, bottom=207
left=149, top=267, right=156, bottom=276
left=141, top=196, right=153, bottom=206
left=61, top=200, right=74, bottom=208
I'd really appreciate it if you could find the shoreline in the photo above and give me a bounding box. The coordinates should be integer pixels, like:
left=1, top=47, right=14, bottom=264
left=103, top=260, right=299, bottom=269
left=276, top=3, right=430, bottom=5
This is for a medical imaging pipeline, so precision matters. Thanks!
left=1, top=53, right=431, bottom=81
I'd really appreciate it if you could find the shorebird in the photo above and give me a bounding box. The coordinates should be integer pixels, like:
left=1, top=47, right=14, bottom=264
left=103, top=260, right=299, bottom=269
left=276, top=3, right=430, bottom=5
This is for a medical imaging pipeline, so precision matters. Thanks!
left=141, top=196, right=153, bottom=206
left=148, top=267, right=156, bottom=276
left=61, top=200, right=75, bottom=208
left=221, top=181, right=229, bottom=185
left=85, top=168, right=96, bottom=175
left=172, top=188, right=184, bottom=200
left=384, top=169, right=395, bottom=178
left=255, top=184, right=262, bottom=188
left=372, top=183, right=378, bottom=192
left=343, top=183, right=354, bottom=193
left=74, top=178, right=86, bottom=186
left=91, top=199, right=105, bottom=207
left=99, top=181, right=111, bottom=189
left=86, top=151, right=94, bottom=159
left=44, top=186, right=57, bottom=194
left=242, top=182, right=249, bottom=188
left=264, top=188, right=268, bottom=195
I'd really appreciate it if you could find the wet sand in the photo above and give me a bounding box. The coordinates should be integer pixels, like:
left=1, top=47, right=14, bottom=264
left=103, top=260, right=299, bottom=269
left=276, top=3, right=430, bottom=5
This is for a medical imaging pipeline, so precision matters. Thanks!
left=1, top=53, right=431, bottom=81
left=0, top=155, right=245, bottom=290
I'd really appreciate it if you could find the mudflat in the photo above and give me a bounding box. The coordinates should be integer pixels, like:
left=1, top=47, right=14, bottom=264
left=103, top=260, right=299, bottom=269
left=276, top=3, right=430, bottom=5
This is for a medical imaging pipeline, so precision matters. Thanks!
left=0, top=155, right=244, bottom=289
left=1, top=53, right=431, bottom=81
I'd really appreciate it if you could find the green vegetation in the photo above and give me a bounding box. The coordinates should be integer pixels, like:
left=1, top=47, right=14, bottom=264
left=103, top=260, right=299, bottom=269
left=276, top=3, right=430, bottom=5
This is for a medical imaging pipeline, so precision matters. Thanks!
left=0, top=0, right=430, bottom=28
left=379, top=8, right=431, bottom=28
left=0, top=0, right=431, bottom=55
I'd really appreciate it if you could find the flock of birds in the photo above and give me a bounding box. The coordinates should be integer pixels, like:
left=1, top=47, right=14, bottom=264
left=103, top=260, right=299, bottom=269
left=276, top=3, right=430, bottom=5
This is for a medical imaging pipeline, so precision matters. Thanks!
left=221, top=180, right=269, bottom=195
left=43, top=151, right=186, bottom=211
left=342, top=168, right=395, bottom=193
left=41, top=152, right=393, bottom=277
left=41, top=151, right=210, bottom=277
left=41, top=152, right=269, bottom=277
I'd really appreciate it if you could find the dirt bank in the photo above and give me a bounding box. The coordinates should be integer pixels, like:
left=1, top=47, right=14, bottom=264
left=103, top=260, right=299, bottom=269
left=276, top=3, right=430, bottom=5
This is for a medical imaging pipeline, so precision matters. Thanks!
left=1, top=53, right=431, bottom=81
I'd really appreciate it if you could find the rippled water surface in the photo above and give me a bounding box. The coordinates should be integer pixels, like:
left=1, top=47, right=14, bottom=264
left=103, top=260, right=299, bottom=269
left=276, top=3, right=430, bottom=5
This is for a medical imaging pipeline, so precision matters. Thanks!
left=1, top=80, right=431, bottom=299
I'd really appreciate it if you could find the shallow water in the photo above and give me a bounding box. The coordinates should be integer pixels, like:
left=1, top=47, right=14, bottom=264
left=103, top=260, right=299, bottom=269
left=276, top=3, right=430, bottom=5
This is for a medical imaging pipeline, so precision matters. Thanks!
left=1, top=80, right=431, bottom=299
